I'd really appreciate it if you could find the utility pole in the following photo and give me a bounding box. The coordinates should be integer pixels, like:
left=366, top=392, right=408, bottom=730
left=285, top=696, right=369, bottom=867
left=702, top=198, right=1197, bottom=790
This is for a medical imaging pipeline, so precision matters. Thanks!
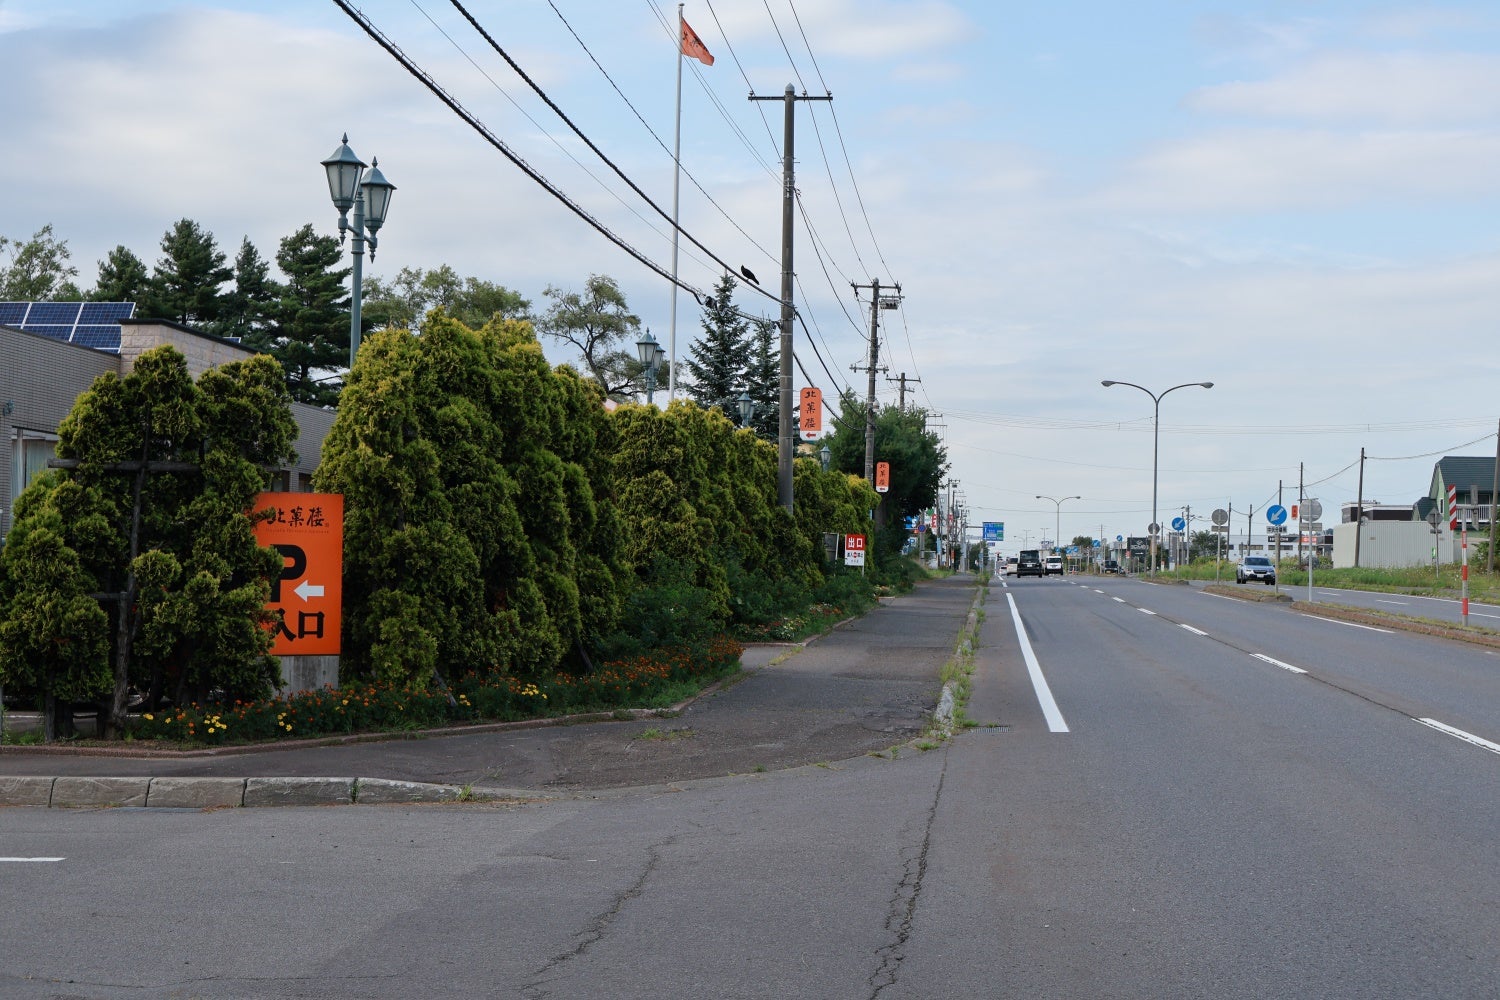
left=852, top=280, right=898, bottom=484
left=751, top=84, right=831, bottom=511
left=887, top=372, right=921, bottom=411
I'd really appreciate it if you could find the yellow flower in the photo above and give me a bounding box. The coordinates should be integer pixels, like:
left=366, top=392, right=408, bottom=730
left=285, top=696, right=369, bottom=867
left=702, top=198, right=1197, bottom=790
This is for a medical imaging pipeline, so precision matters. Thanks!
left=143, top=713, right=153, bottom=721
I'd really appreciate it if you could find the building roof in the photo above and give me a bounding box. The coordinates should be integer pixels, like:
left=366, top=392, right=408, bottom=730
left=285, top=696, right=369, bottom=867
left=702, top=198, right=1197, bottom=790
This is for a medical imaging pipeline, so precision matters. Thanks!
left=1430, top=456, right=1497, bottom=501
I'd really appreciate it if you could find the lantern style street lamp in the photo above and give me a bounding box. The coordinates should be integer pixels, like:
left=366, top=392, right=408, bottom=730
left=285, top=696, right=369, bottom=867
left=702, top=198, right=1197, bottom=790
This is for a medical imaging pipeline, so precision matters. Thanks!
left=737, top=390, right=755, bottom=428
left=819, top=444, right=832, bottom=472
left=322, top=134, right=395, bottom=371
left=636, top=329, right=667, bottom=405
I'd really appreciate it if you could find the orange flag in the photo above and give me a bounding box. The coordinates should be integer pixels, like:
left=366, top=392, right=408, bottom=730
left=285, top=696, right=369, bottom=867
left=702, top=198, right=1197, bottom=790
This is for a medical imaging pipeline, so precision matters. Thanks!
left=681, top=17, right=715, bottom=65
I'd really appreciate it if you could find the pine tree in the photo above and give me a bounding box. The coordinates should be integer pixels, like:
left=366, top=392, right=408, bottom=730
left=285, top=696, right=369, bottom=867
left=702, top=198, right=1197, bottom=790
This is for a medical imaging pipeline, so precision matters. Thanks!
left=684, top=273, right=752, bottom=421
left=272, top=223, right=349, bottom=406
left=88, top=245, right=150, bottom=303
left=746, top=317, right=780, bottom=440
left=142, top=219, right=233, bottom=325
left=216, top=238, right=281, bottom=344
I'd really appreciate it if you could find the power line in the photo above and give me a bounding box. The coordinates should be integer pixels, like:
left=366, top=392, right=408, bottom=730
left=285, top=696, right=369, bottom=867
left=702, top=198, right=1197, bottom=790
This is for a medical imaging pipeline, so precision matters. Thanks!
left=446, top=0, right=781, bottom=305
left=334, top=0, right=704, bottom=296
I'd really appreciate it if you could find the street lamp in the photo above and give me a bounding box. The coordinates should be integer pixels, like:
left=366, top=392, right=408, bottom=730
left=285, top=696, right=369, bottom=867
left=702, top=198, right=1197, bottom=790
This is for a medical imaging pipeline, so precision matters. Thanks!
left=321, top=134, right=395, bottom=371
left=635, top=329, right=667, bottom=405
left=1036, top=494, right=1081, bottom=560
left=737, top=390, right=755, bottom=428
left=1101, top=379, right=1214, bottom=575
left=819, top=443, right=832, bottom=471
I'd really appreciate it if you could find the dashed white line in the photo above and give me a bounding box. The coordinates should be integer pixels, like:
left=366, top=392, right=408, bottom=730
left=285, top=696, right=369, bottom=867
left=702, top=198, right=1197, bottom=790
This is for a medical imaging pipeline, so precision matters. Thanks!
left=1376, top=599, right=1408, bottom=606
left=1138, top=608, right=1157, bottom=616
left=0, top=858, right=64, bottom=863
left=1251, top=653, right=1307, bottom=675
left=1005, top=593, right=1069, bottom=733
left=1179, top=624, right=1208, bottom=636
left=1415, top=718, right=1500, bottom=756
left=1112, top=597, right=1127, bottom=604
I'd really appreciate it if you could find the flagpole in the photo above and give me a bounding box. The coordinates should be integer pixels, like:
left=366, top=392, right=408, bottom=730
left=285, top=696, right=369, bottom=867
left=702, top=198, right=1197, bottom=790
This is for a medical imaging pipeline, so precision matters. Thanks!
left=667, top=2, right=685, bottom=402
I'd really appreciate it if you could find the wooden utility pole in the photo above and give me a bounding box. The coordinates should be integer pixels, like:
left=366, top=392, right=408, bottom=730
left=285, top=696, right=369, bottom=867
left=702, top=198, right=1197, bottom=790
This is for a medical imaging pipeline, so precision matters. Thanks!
left=887, top=372, right=921, bottom=411
left=751, top=84, right=831, bottom=512
left=851, top=280, right=898, bottom=484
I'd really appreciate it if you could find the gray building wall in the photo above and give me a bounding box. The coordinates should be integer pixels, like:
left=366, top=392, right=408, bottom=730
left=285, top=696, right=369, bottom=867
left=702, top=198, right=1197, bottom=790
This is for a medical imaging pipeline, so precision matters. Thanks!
left=1, top=325, right=117, bottom=540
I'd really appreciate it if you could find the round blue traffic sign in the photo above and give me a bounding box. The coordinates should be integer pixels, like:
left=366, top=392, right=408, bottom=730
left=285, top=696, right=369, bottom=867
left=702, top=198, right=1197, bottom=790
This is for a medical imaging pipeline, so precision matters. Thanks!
left=1267, top=504, right=1287, bottom=526
left=1116, top=534, right=1123, bottom=542
left=1171, top=516, right=1186, bottom=532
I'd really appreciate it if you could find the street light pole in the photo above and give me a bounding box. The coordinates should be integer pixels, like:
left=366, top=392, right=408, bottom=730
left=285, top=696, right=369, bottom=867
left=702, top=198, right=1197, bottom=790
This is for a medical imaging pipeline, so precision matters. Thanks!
left=635, top=330, right=667, bottom=405
left=321, top=135, right=395, bottom=371
left=1101, top=379, right=1214, bottom=575
left=1036, top=494, right=1081, bottom=562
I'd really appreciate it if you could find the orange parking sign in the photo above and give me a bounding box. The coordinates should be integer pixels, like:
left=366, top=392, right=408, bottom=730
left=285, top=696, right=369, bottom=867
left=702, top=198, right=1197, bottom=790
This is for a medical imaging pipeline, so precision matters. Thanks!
left=253, top=492, right=343, bottom=656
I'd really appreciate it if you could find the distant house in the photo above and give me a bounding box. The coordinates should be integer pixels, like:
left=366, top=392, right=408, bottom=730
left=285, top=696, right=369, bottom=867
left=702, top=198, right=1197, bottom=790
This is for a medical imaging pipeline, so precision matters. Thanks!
left=1332, top=453, right=1497, bottom=568
left=2, top=302, right=332, bottom=545
left=1427, top=455, right=1496, bottom=530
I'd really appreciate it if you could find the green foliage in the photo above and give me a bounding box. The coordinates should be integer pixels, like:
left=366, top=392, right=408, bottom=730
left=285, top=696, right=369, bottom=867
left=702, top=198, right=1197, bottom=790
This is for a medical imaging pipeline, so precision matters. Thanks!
left=0, top=346, right=300, bottom=733
left=88, top=245, right=150, bottom=303
left=361, top=264, right=530, bottom=332
left=744, top=318, right=780, bottom=441
left=0, top=223, right=79, bottom=300
left=316, top=311, right=624, bottom=686
left=142, top=219, right=233, bottom=326
left=822, top=392, right=947, bottom=559
left=535, top=274, right=646, bottom=399
left=684, top=272, right=753, bottom=421
left=213, top=237, right=280, bottom=343
left=264, top=223, right=350, bottom=406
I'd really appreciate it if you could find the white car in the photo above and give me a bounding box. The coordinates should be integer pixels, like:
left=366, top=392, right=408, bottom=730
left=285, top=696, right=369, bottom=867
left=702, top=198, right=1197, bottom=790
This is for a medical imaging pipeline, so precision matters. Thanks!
left=1044, top=556, right=1064, bottom=576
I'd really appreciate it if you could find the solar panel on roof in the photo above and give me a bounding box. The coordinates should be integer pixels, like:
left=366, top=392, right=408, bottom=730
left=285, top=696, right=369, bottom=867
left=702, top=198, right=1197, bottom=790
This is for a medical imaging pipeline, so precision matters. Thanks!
left=2, top=301, right=133, bottom=352
left=79, top=301, right=134, bottom=323
left=73, top=325, right=123, bottom=351
left=25, top=302, right=83, bottom=324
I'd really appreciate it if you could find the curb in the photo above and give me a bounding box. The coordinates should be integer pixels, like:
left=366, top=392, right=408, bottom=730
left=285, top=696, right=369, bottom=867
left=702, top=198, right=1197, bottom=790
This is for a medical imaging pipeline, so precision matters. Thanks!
left=0, top=774, right=476, bottom=809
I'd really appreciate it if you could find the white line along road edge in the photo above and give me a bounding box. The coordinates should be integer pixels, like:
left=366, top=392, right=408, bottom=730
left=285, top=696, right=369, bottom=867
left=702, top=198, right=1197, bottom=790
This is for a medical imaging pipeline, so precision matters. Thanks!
left=1006, top=593, right=1070, bottom=733
left=1415, top=718, right=1500, bottom=755
left=1252, top=653, right=1308, bottom=675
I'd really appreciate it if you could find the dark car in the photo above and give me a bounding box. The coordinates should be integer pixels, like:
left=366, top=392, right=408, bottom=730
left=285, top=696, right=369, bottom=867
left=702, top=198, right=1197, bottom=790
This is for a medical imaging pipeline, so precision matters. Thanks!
left=1102, top=559, right=1120, bottom=574
left=1237, top=555, right=1277, bottom=585
left=1016, top=549, right=1044, bottom=577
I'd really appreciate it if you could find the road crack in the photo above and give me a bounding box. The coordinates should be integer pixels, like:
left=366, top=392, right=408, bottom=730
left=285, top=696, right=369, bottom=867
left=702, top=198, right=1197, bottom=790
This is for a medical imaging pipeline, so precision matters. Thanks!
left=868, top=750, right=948, bottom=998
left=521, top=836, right=674, bottom=998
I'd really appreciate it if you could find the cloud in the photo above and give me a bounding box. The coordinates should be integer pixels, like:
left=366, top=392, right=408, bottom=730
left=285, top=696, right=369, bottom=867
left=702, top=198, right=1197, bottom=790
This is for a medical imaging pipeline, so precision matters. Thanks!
left=1099, top=127, right=1500, bottom=214
left=703, top=0, right=973, bottom=61
left=1191, top=52, right=1500, bottom=124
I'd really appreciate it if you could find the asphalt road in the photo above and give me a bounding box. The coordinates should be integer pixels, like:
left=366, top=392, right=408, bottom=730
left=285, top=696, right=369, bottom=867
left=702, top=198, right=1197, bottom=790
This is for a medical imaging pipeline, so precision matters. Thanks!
left=4, top=572, right=1498, bottom=998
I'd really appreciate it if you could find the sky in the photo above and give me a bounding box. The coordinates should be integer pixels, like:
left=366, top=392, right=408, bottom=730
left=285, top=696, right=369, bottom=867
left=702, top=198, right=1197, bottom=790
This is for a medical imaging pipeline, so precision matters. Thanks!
left=5, top=0, right=1500, bottom=553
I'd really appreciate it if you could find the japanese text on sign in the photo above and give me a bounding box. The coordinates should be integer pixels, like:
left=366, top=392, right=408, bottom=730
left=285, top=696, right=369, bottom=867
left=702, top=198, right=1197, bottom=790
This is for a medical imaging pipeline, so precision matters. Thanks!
left=799, top=387, right=823, bottom=440
left=253, top=492, right=343, bottom=656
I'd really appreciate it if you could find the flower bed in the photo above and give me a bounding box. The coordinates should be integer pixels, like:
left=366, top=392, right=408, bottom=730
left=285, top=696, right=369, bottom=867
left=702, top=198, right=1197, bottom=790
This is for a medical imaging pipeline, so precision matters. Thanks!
left=128, top=636, right=744, bottom=746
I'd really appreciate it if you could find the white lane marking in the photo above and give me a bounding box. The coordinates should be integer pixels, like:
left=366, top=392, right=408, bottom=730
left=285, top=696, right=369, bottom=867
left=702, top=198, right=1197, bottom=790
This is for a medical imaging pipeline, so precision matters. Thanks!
left=1138, top=608, right=1157, bottom=616
left=1473, top=612, right=1500, bottom=621
left=1112, top=597, right=1126, bottom=603
left=1251, top=653, right=1307, bottom=675
left=1093, top=589, right=1105, bottom=594
left=1179, top=624, right=1208, bottom=636
left=0, top=858, right=65, bottom=863
left=1415, top=718, right=1500, bottom=756
left=1005, top=593, right=1069, bottom=733
left=1300, top=615, right=1393, bottom=634
left=1376, top=599, right=1408, bottom=606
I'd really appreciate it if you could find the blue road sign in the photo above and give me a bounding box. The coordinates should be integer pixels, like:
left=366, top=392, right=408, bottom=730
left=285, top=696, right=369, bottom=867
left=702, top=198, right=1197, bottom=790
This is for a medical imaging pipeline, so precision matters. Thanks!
left=1116, top=534, right=1123, bottom=542
left=982, top=521, right=1005, bottom=542
left=1171, top=516, right=1186, bottom=532
left=1267, top=505, right=1288, bottom=526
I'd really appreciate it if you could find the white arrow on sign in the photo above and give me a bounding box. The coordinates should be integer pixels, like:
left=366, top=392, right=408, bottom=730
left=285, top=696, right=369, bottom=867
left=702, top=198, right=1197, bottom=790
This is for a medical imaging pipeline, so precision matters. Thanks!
left=294, top=579, right=325, bottom=602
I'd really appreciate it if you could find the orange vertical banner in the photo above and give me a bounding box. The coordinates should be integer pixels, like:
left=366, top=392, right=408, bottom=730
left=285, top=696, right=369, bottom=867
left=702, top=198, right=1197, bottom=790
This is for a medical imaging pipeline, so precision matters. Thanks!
left=875, top=461, right=890, bottom=493
left=799, top=387, right=823, bottom=440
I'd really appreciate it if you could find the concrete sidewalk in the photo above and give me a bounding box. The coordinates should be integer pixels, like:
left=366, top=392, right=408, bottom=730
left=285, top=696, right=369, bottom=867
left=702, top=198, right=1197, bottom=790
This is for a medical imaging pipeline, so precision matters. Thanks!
left=0, top=574, right=984, bottom=807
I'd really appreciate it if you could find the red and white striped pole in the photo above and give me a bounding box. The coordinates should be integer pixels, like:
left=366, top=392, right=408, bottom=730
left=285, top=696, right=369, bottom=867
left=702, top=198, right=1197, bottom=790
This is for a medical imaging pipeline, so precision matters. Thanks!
left=1448, top=484, right=1458, bottom=530
left=1462, top=527, right=1470, bottom=625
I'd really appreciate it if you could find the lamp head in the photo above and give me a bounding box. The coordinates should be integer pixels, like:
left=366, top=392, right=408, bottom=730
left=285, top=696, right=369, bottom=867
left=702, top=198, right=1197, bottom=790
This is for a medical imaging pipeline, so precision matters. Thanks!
left=1100, top=380, right=1115, bottom=387
left=321, top=134, right=365, bottom=219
